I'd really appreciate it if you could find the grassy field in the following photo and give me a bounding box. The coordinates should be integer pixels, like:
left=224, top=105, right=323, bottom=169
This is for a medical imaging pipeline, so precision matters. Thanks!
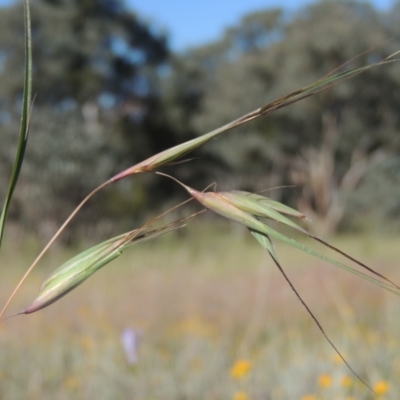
left=0, top=225, right=399, bottom=399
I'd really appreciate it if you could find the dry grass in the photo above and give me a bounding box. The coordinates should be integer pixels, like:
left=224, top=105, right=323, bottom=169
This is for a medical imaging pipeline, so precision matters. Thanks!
left=0, top=226, right=400, bottom=399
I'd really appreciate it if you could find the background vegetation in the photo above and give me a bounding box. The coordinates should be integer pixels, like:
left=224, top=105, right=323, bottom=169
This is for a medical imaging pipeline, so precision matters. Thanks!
left=1, top=231, right=400, bottom=399
left=1, top=0, right=400, bottom=243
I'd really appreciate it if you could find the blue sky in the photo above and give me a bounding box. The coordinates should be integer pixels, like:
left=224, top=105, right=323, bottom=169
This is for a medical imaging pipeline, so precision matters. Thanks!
left=127, top=0, right=397, bottom=50
left=0, top=0, right=397, bottom=50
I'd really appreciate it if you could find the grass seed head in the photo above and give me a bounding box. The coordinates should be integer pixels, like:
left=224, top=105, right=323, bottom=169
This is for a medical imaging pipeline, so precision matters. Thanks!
left=24, top=244, right=123, bottom=314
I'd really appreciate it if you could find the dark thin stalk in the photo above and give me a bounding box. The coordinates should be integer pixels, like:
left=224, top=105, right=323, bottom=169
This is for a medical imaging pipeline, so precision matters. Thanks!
left=267, top=249, right=375, bottom=395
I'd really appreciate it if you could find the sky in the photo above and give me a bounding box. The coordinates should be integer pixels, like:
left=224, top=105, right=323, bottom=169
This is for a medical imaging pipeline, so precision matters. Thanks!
left=0, top=0, right=397, bottom=50
left=127, top=0, right=397, bottom=50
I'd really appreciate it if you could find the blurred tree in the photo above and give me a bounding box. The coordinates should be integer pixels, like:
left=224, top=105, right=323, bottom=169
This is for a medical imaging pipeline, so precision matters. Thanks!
left=0, top=0, right=171, bottom=242
left=164, top=1, right=400, bottom=234
left=0, top=0, right=168, bottom=106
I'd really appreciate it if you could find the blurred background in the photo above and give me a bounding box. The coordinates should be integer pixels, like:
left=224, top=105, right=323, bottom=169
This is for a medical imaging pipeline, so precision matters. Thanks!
left=1, top=1, right=400, bottom=399
left=1, top=0, right=400, bottom=243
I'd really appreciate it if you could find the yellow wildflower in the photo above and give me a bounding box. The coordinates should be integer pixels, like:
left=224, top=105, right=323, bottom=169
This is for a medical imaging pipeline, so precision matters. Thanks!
left=341, top=375, right=352, bottom=388
left=301, top=395, right=318, bottom=400
left=233, top=391, right=249, bottom=400
left=373, top=380, right=389, bottom=396
left=230, top=359, right=252, bottom=379
left=318, top=373, right=333, bottom=388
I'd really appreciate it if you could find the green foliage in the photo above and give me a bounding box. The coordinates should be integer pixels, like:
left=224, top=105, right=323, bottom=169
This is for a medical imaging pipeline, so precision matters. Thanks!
left=164, top=1, right=400, bottom=231
left=0, top=0, right=168, bottom=104
left=0, top=0, right=171, bottom=242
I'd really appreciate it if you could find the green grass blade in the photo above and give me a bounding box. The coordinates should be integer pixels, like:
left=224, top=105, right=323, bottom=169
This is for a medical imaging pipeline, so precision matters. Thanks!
left=0, top=0, right=32, bottom=250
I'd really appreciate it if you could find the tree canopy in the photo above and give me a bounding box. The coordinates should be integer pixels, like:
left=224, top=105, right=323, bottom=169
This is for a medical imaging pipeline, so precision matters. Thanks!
left=164, top=1, right=400, bottom=233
